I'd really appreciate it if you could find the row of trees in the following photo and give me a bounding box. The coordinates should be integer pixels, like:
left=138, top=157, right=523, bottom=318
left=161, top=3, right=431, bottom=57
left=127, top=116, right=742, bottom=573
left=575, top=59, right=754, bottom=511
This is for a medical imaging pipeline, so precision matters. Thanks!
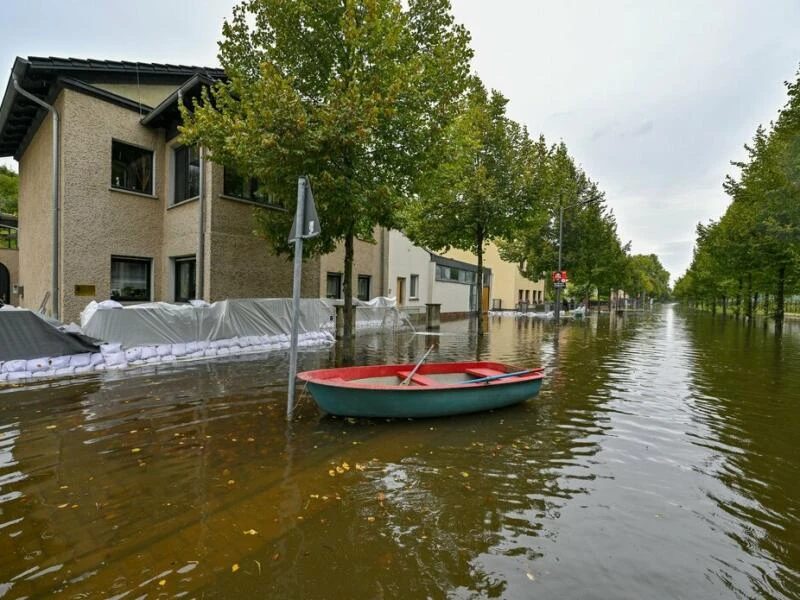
left=180, top=0, right=669, bottom=335
left=674, top=67, right=800, bottom=330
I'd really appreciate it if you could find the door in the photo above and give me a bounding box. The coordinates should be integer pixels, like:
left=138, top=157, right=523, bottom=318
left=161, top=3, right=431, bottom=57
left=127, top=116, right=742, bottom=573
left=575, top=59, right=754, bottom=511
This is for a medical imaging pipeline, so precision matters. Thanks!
left=396, top=277, right=406, bottom=306
left=0, top=262, right=9, bottom=304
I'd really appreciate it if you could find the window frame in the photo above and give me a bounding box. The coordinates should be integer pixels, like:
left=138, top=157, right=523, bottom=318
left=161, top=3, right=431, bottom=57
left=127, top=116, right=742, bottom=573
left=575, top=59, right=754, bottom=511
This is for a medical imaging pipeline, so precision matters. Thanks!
left=326, top=272, right=342, bottom=299
left=172, top=145, right=200, bottom=205
left=357, top=275, right=371, bottom=301
left=409, top=274, right=419, bottom=299
left=110, top=255, right=152, bottom=302
left=111, top=139, right=154, bottom=196
left=173, top=256, right=197, bottom=303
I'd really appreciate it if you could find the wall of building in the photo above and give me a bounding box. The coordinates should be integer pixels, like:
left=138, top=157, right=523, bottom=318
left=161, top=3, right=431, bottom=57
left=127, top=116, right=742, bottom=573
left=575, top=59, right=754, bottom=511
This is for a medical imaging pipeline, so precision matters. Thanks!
left=17, top=96, right=59, bottom=317
left=205, top=164, right=319, bottom=300
left=443, top=241, right=544, bottom=310
left=430, top=278, right=472, bottom=313
left=318, top=227, right=386, bottom=300
left=91, top=83, right=175, bottom=110
left=386, top=229, right=431, bottom=309
left=60, top=89, right=167, bottom=322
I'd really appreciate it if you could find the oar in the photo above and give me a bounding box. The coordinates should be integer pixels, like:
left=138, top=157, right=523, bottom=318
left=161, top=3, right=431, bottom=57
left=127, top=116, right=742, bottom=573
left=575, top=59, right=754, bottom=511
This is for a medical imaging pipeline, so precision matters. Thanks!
left=400, top=345, right=435, bottom=386
left=465, top=369, right=536, bottom=384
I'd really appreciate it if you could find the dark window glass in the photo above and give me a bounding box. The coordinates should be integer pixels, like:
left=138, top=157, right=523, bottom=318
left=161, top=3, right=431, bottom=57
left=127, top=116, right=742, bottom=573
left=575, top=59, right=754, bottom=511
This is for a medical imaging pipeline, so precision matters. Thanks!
left=111, top=141, right=153, bottom=195
left=174, top=257, right=196, bottom=303
left=174, top=145, right=200, bottom=204
left=410, top=274, right=419, bottom=298
left=326, top=273, right=342, bottom=299
left=223, top=167, right=282, bottom=207
left=111, top=256, right=151, bottom=301
left=357, top=275, right=370, bottom=301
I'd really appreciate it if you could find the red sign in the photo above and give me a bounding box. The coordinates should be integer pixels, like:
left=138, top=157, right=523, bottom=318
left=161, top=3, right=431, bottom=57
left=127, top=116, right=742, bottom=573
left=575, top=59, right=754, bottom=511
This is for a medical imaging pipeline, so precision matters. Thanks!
left=552, top=271, right=568, bottom=283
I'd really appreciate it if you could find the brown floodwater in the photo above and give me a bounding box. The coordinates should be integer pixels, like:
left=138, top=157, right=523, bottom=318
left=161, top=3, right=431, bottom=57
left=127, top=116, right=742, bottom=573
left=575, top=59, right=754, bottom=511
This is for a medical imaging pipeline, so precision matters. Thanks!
left=0, top=305, right=798, bottom=599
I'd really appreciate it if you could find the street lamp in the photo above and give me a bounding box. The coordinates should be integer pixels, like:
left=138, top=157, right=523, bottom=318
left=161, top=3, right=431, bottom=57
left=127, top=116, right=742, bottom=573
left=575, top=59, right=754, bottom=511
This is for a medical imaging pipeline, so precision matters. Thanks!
left=554, top=196, right=602, bottom=319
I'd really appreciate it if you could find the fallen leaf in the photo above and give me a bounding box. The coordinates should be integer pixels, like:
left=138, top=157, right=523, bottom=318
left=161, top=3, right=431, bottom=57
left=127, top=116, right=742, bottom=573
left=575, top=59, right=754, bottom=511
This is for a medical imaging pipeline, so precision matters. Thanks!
left=342, top=462, right=350, bottom=471
left=243, top=529, right=258, bottom=535
left=335, top=466, right=344, bottom=474
left=159, top=579, right=166, bottom=586
left=131, top=448, right=141, bottom=453
left=328, top=469, right=336, bottom=477
left=367, top=516, right=375, bottom=522
left=57, top=503, right=68, bottom=509
left=46, top=425, right=57, bottom=430
left=227, top=480, right=235, bottom=485
left=461, top=472, right=469, bottom=478
left=355, top=463, right=366, bottom=471
left=232, top=564, right=239, bottom=573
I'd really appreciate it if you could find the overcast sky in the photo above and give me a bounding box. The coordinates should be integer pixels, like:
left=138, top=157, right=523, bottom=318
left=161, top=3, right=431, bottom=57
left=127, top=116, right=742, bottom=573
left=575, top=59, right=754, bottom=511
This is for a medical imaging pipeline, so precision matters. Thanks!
left=2, top=0, right=799, bottom=282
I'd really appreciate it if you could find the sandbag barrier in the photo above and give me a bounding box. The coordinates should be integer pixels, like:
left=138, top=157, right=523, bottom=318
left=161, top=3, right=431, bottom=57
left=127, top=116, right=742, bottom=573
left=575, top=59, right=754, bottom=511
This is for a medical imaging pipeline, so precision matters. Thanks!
left=0, top=331, right=334, bottom=385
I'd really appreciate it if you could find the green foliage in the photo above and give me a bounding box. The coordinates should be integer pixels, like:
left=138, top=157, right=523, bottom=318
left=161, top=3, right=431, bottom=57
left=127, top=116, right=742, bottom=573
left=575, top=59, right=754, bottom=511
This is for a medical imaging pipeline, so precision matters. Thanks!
left=676, top=66, right=800, bottom=324
left=180, top=0, right=472, bottom=258
left=0, top=165, right=18, bottom=215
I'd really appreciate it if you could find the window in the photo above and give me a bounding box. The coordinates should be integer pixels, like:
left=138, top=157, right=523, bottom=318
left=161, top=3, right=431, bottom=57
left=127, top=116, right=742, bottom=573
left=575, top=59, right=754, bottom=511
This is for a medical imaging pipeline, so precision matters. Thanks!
left=357, top=275, right=370, bottom=301
left=435, top=264, right=476, bottom=284
left=111, top=141, right=153, bottom=195
left=0, top=226, right=17, bottom=249
left=111, top=256, right=151, bottom=302
left=410, top=274, right=419, bottom=298
left=173, top=145, right=200, bottom=204
left=326, top=272, right=342, bottom=299
left=174, top=257, right=196, bottom=303
left=525, top=290, right=530, bottom=302
left=223, top=167, right=282, bottom=207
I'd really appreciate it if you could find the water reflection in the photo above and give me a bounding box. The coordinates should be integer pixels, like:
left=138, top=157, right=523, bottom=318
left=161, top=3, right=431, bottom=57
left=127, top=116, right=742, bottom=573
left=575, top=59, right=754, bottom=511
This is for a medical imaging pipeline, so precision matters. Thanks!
left=0, top=308, right=797, bottom=598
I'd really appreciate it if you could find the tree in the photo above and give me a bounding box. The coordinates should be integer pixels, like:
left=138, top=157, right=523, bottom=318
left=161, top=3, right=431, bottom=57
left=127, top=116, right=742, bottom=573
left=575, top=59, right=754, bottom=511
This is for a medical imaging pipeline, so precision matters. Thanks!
left=400, top=80, right=527, bottom=331
left=0, top=165, right=18, bottom=215
left=180, top=0, right=473, bottom=338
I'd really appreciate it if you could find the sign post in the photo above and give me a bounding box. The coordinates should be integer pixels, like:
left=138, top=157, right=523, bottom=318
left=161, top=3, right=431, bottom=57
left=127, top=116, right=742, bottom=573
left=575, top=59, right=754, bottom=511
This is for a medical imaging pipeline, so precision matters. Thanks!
left=287, top=176, right=320, bottom=420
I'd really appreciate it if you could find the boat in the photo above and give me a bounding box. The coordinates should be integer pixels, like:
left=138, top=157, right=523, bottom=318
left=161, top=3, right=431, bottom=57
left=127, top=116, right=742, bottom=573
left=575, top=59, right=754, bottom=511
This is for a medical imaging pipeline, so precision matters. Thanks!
left=297, top=361, right=544, bottom=418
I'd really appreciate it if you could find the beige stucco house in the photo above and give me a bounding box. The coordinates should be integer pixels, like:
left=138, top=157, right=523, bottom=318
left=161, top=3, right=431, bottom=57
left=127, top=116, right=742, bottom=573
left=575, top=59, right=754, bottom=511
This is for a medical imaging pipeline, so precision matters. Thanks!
left=0, top=56, right=387, bottom=323
left=444, top=240, right=545, bottom=311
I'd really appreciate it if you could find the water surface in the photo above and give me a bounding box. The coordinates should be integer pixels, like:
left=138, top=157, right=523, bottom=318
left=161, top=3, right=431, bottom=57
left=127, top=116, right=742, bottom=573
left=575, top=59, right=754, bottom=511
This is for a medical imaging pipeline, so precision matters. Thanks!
left=0, top=305, right=798, bottom=598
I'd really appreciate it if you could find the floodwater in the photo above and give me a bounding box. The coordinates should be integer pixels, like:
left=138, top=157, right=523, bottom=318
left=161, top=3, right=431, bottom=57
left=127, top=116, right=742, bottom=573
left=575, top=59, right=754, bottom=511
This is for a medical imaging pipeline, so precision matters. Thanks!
left=1, top=305, right=799, bottom=599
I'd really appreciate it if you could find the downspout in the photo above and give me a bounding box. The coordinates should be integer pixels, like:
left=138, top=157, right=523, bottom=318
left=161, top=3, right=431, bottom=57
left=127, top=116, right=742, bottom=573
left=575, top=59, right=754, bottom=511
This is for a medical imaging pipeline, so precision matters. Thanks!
left=13, top=75, right=60, bottom=320
left=197, top=146, right=205, bottom=300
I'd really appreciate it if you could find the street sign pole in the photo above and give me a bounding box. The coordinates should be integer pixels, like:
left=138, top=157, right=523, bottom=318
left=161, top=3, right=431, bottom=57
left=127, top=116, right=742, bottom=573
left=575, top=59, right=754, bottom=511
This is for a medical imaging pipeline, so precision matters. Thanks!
left=287, top=176, right=321, bottom=420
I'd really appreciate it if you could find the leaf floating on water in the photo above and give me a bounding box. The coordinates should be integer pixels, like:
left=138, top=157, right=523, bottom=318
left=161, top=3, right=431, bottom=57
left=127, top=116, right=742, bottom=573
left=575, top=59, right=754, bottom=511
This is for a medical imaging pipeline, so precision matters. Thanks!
left=526, top=572, right=535, bottom=581
left=228, top=480, right=235, bottom=485
left=131, top=448, right=141, bottom=453
left=335, top=466, right=344, bottom=474
left=232, top=563, right=239, bottom=572
left=272, top=553, right=280, bottom=561
left=328, top=469, right=336, bottom=477
left=158, top=579, right=166, bottom=586
left=342, top=462, right=350, bottom=471
left=46, top=425, right=57, bottom=430
left=243, top=529, right=258, bottom=535
left=461, top=472, right=470, bottom=478
left=355, top=463, right=366, bottom=471
left=367, top=516, right=376, bottom=522
left=309, top=494, right=320, bottom=499
left=58, top=503, right=68, bottom=509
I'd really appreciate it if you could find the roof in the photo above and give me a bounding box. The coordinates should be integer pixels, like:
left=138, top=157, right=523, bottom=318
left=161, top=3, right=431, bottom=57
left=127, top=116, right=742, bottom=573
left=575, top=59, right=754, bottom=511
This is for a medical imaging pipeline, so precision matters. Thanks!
left=0, top=57, right=225, bottom=159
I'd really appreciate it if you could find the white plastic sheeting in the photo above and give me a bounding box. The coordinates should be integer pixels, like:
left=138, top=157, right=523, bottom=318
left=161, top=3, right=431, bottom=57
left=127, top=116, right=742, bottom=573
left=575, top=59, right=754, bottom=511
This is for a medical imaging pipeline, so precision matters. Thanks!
left=81, top=298, right=334, bottom=347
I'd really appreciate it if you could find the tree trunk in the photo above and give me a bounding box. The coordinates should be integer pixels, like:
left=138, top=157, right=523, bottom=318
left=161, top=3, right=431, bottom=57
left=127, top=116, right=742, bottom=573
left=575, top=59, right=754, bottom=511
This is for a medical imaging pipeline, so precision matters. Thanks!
left=746, top=273, right=753, bottom=322
left=775, top=265, right=786, bottom=334
left=343, top=229, right=354, bottom=342
left=722, top=295, right=727, bottom=317
left=735, top=278, right=742, bottom=319
left=476, top=229, right=484, bottom=335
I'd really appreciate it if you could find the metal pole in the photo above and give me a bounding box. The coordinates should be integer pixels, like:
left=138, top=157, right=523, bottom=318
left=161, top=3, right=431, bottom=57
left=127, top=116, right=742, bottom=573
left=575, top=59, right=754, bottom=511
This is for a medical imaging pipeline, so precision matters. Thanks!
left=287, top=178, right=306, bottom=419
left=555, top=205, right=563, bottom=319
